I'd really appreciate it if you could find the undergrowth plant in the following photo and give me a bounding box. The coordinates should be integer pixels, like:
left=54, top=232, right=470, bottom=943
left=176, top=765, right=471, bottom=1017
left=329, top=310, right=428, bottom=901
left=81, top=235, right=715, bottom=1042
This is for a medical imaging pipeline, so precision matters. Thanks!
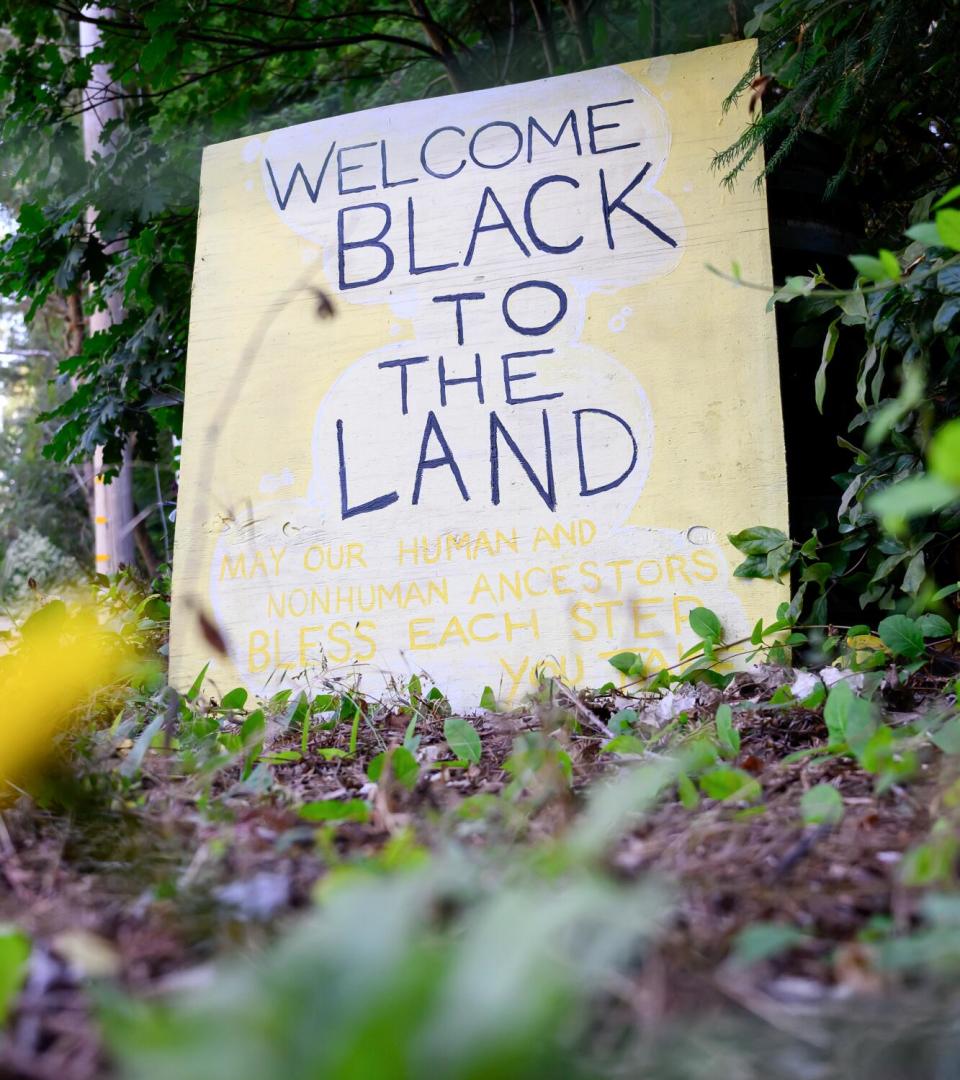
left=714, top=189, right=960, bottom=624
left=2, top=562, right=960, bottom=1080
left=708, top=1, right=960, bottom=627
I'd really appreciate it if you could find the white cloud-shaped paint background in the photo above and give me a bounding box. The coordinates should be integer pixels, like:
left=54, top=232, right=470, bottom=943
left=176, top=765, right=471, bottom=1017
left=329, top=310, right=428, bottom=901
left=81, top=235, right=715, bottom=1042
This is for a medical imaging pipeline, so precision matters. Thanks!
left=254, top=66, right=685, bottom=316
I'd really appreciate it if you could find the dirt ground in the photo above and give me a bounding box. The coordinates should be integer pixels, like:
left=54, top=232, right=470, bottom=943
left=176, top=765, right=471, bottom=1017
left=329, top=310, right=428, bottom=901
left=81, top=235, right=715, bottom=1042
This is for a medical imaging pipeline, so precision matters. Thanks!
left=0, top=666, right=953, bottom=1079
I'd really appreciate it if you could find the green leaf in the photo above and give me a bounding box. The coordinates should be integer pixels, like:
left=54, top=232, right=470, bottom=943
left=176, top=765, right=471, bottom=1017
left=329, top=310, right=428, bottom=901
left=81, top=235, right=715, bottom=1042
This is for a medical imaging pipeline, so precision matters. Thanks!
left=801, top=680, right=826, bottom=709
left=391, top=745, right=420, bottom=789
left=345, top=698, right=361, bottom=757
left=931, top=717, right=960, bottom=755
left=259, top=750, right=302, bottom=764
left=743, top=10, right=773, bottom=36
left=220, top=687, right=248, bottom=710
left=402, top=712, right=419, bottom=753
left=929, top=420, right=960, bottom=486
left=798, top=531, right=820, bottom=560
left=140, top=28, right=177, bottom=74
left=443, top=716, right=482, bottom=765
left=824, top=680, right=876, bottom=749
left=677, top=772, right=699, bottom=809
left=608, top=651, right=638, bottom=675
left=900, top=826, right=959, bottom=886
left=731, top=922, right=809, bottom=966
left=733, top=554, right=771, bottom=579
left=902, top=550, right=926, bottom=596
left=17, top=203, right=45, bottom=232
left=0, top=926, right=31, bottom=1024
left=765, top=541, right=794, bottom=581
left=316, top=747, right=348, bottom=761
left=479, top=685, right=498, bottom=711
left=679, top=639, right=706, bottom=662
left=768, top=274, right=818, bottom=308
left=933, top=298, right=960, bottom=334
left=143, top=2, right=178, bottom=31
left=868, top=472, right=957, bottom=532
left=602, top=734, right=647, bottom=756
left=866, top=364, right=926, bottom=448
left=931, top=582, right=960, bottom=603
left=680, top=667, right=731, bottom=690
left=878, top=614, right=925, bottom=659
left=815, top=318, right=840, bottom=413
left=299, top=707, right=312, bottom=756
left=905, top=221, right=942, bottom=246
left=728, top=525, right=789, bottom=555
left=800, top=562, right=831, bottom=588
left=240, top=709, right=265, bottom=745
left=715, top=704, right=740, bottom=758
left=917, top=613, right=952, bottom=639
left=119, top=713, right=166, bottom=778
left=878, top=248, right=901, bottom=281
left=367, top=746, right=419, bottom=788
left=186, top=662, right=209, bottom=703
left=699, top=766, right=761, bottom=803
left=801, top=783, right=844, bottom=826
left=299, top=799, right=370, bottom=823
left=19, top=601, right=68, bottom=641
left=837, top=289, right=866, bottom=322
left=935, top=208, right=960, bottom=251
left=849, top=253, right=893, bottom=281
left=608, top=708, right=638, bottom=735
left=933, top=184, right=960, bottom=210
left=689, top=607, right=722, bottom=642
left=645, top=670, right=673, bottom=693
left=859, top=725, right=915, bottom=794
left=282, top=689, right=307, bottom=730
left=939, top=264, right=960, bottom=295
left=786, top=587, right=806, bottom=624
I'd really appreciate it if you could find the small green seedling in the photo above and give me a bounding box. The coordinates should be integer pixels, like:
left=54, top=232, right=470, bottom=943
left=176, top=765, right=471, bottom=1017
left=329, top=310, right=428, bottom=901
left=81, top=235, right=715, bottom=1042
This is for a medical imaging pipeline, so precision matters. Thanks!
left=444, top=716, right=482, bottom=764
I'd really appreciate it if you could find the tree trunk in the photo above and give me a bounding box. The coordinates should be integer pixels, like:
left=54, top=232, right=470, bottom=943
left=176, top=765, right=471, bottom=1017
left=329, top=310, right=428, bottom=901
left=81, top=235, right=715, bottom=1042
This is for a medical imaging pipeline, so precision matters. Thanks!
left=133, top=518, right=159, bottom=578
left=529, top=0, right=559, bottom=74
left=561, top=0, right=593, bottom=64
left=728, top=0, right=742, bottom=38
left=64, top=290, right=84, bottom=358
left=79, top=5, right=136, bottom=573
left=408, top=0, right=467, bottom=91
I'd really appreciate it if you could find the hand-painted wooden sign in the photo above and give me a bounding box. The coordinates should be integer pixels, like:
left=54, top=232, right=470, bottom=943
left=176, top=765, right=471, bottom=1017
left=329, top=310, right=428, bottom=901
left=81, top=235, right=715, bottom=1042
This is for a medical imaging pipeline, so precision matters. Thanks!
left=170, top=40, right=788, bottom=710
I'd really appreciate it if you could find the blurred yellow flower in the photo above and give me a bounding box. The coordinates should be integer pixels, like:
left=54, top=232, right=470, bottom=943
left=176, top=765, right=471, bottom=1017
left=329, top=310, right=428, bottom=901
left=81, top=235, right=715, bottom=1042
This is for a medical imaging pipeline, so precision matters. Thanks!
left=0, top=603, right=126, bottom=784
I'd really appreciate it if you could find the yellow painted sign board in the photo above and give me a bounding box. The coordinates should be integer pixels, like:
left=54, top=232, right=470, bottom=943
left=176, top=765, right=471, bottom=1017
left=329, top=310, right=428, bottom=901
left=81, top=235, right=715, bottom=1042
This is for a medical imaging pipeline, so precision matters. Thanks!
left=170, top=40, right=788, bottom=710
